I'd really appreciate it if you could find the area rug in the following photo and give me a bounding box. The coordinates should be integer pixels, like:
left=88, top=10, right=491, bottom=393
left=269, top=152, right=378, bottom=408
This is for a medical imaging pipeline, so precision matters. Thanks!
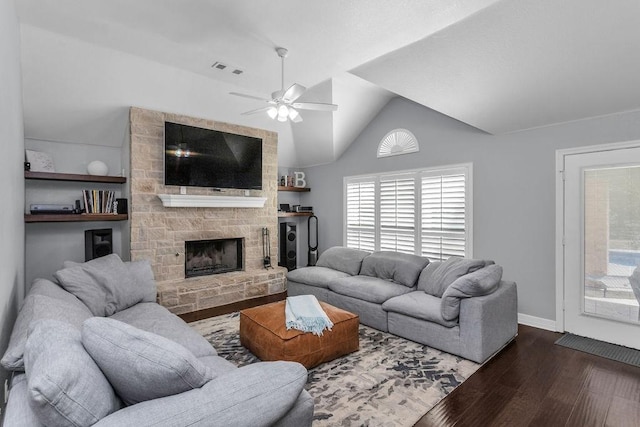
left=555, top=333, right=640, bottom=368
left=190, top=313, right=479, bottom=426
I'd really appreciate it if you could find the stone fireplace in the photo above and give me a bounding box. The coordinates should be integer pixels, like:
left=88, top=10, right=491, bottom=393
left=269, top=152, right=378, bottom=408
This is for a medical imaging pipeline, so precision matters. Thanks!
left=185, top=238, right=243, bottom=278
left=129, top=107, right=286, bottom=315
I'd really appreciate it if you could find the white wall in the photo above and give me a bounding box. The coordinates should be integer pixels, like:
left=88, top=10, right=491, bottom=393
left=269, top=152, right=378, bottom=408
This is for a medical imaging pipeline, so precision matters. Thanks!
left=303, top=97, right=640, bottom=322
left=24, top=139, right=126, bottom=287
left=0, top=0, right=25, bottom=413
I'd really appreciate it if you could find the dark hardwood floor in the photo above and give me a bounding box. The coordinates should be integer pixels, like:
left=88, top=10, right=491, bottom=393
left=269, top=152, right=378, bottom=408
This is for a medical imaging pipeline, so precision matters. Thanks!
left=416, top=325, right=640, bottom=427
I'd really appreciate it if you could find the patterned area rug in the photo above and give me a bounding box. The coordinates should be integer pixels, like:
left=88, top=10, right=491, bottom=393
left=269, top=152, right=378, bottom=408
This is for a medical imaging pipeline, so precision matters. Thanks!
left=190, top=313, right=479, bottom=426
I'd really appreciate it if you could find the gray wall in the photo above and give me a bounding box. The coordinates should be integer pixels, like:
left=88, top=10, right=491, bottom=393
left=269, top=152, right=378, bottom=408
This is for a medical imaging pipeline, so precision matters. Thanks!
left=24, top=139, right=127, bottom=287
left=0, top=0, right=25, bottom=414
left=303, top=97, right=640, bottom=322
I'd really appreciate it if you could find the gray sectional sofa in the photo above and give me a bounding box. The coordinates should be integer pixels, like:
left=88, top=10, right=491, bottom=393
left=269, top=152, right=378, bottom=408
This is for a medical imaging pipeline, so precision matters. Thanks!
left=2, top=254, right=313, bottom=427
left=287, top=247, right=518, bottom=363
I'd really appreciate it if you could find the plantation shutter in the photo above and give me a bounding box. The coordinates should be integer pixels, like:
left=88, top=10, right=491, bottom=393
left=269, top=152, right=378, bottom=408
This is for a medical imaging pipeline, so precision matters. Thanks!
left=421, top=172, right=467, bottom=261
left=345, top=179, right=376, bottom=252
left=379, top=175, right=415, bottom=254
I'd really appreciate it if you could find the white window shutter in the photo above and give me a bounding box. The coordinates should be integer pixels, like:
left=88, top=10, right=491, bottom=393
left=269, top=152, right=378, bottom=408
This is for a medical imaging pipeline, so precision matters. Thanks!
left=380, top=176, right=415, bottom=254
left=421, top=173, right=467, bottom=261
left=346, top=180, right=376, bottom=252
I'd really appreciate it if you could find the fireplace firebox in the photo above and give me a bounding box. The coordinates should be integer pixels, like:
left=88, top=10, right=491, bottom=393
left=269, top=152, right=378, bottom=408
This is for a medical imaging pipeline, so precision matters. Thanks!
left=185, top=238, right=243, bottom=278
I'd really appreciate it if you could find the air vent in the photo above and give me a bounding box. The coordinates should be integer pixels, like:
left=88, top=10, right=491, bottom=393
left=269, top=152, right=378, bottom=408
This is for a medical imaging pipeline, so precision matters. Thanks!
left=377, top=129, right=419, bottom=158
left=211, top=61, right=244, bottom=76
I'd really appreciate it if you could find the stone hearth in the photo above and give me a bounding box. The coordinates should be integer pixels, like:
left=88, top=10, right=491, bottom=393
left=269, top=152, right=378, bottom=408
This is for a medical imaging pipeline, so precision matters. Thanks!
left=129, top=107, right=286, bottom=315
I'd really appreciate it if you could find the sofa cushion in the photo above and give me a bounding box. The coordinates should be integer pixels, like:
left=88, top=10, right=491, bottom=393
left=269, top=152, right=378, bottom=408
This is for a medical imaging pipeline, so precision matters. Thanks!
left=3, top=373, right=42, bottom=427
left=82, top=317, right=215, bottom=406
left=423, top=256, right=494, bottom=297
left=287, top=266, right=351, bottom=289
left=64, top=258, right=157, bottom=303
left=1, top=293, right=92, bottom=371
left=197, top=355, right=238, bottom=375
left=24, top=320, right=121, bottom=427
left=416, top=261, right=442, bottom=292
left=441, top=264, right=503, bottom=321
left=93, top=361, right=308, bottom=427
left=29, top=277, right=89, bottom=305
left=359, top=251, right=430, bottom=287
left=54, top=253, right=146, bottom=316
left=316, top=246, right=370, bottom=275
left=329, top=275, right=414, bottom=304
left=382, top=291, right=458, bottom=328
left=109, top=302, right=217, bottom=358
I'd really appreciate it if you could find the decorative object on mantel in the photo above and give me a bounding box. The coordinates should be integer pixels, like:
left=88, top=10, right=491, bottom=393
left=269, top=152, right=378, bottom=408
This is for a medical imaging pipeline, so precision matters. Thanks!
left=25, top=150, right=55, bottom=172
left=87, top=160, right=109, bottom=176
left=157, top=194, right=267, bottom=208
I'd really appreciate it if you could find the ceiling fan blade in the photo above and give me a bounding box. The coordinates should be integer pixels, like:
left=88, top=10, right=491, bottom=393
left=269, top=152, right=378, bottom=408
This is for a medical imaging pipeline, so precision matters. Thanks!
left=241, top=106, right=274, bottom=115
left=229, top=92, right=272, bottom=102
left=282, top=84, right=306, bottom=103
left=291, top=102, right=338, bottom=112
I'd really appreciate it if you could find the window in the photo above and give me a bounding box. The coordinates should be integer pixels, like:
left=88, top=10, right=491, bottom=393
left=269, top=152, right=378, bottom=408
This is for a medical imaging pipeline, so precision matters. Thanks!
left=344, top=164, right=472, bottom=261
left=377, top=129, right=419, bottom=158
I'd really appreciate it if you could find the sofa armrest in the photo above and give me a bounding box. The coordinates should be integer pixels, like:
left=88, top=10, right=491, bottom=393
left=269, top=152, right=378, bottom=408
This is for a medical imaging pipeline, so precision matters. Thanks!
left=458, top=280, right=518, bottom=363
left=95, top=361, right=309, bottom=427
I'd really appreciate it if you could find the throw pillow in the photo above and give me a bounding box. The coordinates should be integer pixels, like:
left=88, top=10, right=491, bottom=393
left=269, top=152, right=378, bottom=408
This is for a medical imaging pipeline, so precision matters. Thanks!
left=1, top=294, right=92, bottom=371
left=441, top=264, right=503, bottom=321
left=54, top=253, right=143, bottom=316
left=316, top=246, right=370, bottom=275
left=359, top=251, right=430, bottom=287
left=82, top=317, right=215, bottom=405
left=63, top=258, right=157, bottom=303
left=424, top=256, right=494, bottom=297
left=24, top=320, right=121, bottom=427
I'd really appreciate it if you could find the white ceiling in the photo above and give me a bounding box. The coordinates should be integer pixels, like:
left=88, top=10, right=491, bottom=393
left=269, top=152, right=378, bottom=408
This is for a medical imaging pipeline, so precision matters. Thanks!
left=15, top=0, right=640, bottom=166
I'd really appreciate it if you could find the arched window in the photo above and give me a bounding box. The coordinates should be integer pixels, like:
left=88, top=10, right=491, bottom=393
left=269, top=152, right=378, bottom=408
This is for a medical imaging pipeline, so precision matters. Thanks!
left=377, top=129, right=419, bottom=158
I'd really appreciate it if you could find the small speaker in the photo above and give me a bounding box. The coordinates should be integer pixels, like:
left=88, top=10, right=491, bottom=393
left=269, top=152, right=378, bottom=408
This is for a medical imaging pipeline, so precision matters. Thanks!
left=279, top=222, right=296, bottom=271
left=115, top=198, right=128, bottom=215
left=85, top=228, right=113, bottom=261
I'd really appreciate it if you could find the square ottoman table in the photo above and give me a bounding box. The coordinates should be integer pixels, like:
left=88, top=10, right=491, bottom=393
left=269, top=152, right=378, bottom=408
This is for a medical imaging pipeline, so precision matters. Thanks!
left=240, top=300, right=359, bottom=369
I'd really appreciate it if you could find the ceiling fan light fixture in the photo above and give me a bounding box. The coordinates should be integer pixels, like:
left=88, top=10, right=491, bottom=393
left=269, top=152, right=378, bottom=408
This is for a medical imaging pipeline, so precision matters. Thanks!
left=267, top=106, right=278, bottom=119
left=277, top=104, right=289, bottom=121
left=288, top=108, right=300, bottom=121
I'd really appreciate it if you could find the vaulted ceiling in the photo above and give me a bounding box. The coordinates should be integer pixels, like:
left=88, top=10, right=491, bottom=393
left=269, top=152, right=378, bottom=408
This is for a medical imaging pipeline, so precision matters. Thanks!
left=15, top=0, right=640, bottom=167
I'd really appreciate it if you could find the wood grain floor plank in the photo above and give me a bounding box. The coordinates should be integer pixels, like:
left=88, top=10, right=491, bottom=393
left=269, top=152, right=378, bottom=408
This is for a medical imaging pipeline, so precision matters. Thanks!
left=605, top=395, right=640, bottom=427
left=416, top=325, right=640, bottom=427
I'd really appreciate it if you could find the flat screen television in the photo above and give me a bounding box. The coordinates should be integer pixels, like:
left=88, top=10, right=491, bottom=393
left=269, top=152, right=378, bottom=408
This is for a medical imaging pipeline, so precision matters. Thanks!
left=164, top=121, right=263, bottom=190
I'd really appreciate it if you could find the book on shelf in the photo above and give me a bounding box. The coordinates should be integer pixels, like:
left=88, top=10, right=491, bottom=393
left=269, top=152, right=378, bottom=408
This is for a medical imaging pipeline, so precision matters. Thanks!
left=82, top=190, right=117, bottom=214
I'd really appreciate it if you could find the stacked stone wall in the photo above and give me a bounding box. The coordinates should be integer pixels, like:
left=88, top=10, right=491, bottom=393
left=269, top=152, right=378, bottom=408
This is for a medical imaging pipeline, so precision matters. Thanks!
left=129, top=107, right=285, bottom=314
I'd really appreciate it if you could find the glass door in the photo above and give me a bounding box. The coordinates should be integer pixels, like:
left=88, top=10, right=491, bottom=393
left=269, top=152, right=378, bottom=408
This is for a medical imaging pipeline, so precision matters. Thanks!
left=563, top=146, right=640, bottom=349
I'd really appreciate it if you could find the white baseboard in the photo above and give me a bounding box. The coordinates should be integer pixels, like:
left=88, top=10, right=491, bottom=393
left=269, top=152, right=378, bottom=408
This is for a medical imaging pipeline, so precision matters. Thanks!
left=518, top=313, right=557, bottom=331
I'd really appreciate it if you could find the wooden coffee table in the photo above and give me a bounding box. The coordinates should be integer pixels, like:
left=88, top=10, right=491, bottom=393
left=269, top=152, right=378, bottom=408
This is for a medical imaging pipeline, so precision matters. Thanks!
left=239, top=300, right=359, bottom=369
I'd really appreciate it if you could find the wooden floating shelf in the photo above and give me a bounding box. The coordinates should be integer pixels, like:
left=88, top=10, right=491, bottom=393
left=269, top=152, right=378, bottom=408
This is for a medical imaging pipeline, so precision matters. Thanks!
left=25, top=171, right=126, bottom=184
left=278, top=212, right=314, bottom=217
left=25, top=213, right=129, bottom=223
left=278, top=186, right=310, bottom=192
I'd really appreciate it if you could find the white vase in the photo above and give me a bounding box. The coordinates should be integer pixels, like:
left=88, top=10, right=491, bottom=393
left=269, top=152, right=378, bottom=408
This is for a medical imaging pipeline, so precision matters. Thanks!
left=87, top=160, right=109, bottom=176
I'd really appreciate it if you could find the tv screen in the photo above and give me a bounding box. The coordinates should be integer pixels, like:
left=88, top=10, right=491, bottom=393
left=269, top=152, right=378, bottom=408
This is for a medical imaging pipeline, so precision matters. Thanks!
left=164, top=122, right=263, bottom=190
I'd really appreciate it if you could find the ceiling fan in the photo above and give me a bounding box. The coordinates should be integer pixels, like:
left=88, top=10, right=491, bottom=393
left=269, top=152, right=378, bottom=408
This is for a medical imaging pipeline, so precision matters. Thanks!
left=230, top=47, right=338, bottom=123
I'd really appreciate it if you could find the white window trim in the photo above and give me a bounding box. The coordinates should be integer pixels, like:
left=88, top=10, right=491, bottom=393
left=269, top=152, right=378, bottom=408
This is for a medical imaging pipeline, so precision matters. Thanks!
left=343, top=162, right=473, bottom=258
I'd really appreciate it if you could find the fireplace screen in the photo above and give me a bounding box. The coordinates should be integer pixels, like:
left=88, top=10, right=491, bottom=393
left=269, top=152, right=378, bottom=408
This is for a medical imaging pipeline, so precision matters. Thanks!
left=185, top=238, right=243, bottom=278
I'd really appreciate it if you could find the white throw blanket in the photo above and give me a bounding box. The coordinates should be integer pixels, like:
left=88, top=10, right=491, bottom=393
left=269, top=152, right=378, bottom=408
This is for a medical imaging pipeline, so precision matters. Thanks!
left=285, top=295, right=334, bottom=336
